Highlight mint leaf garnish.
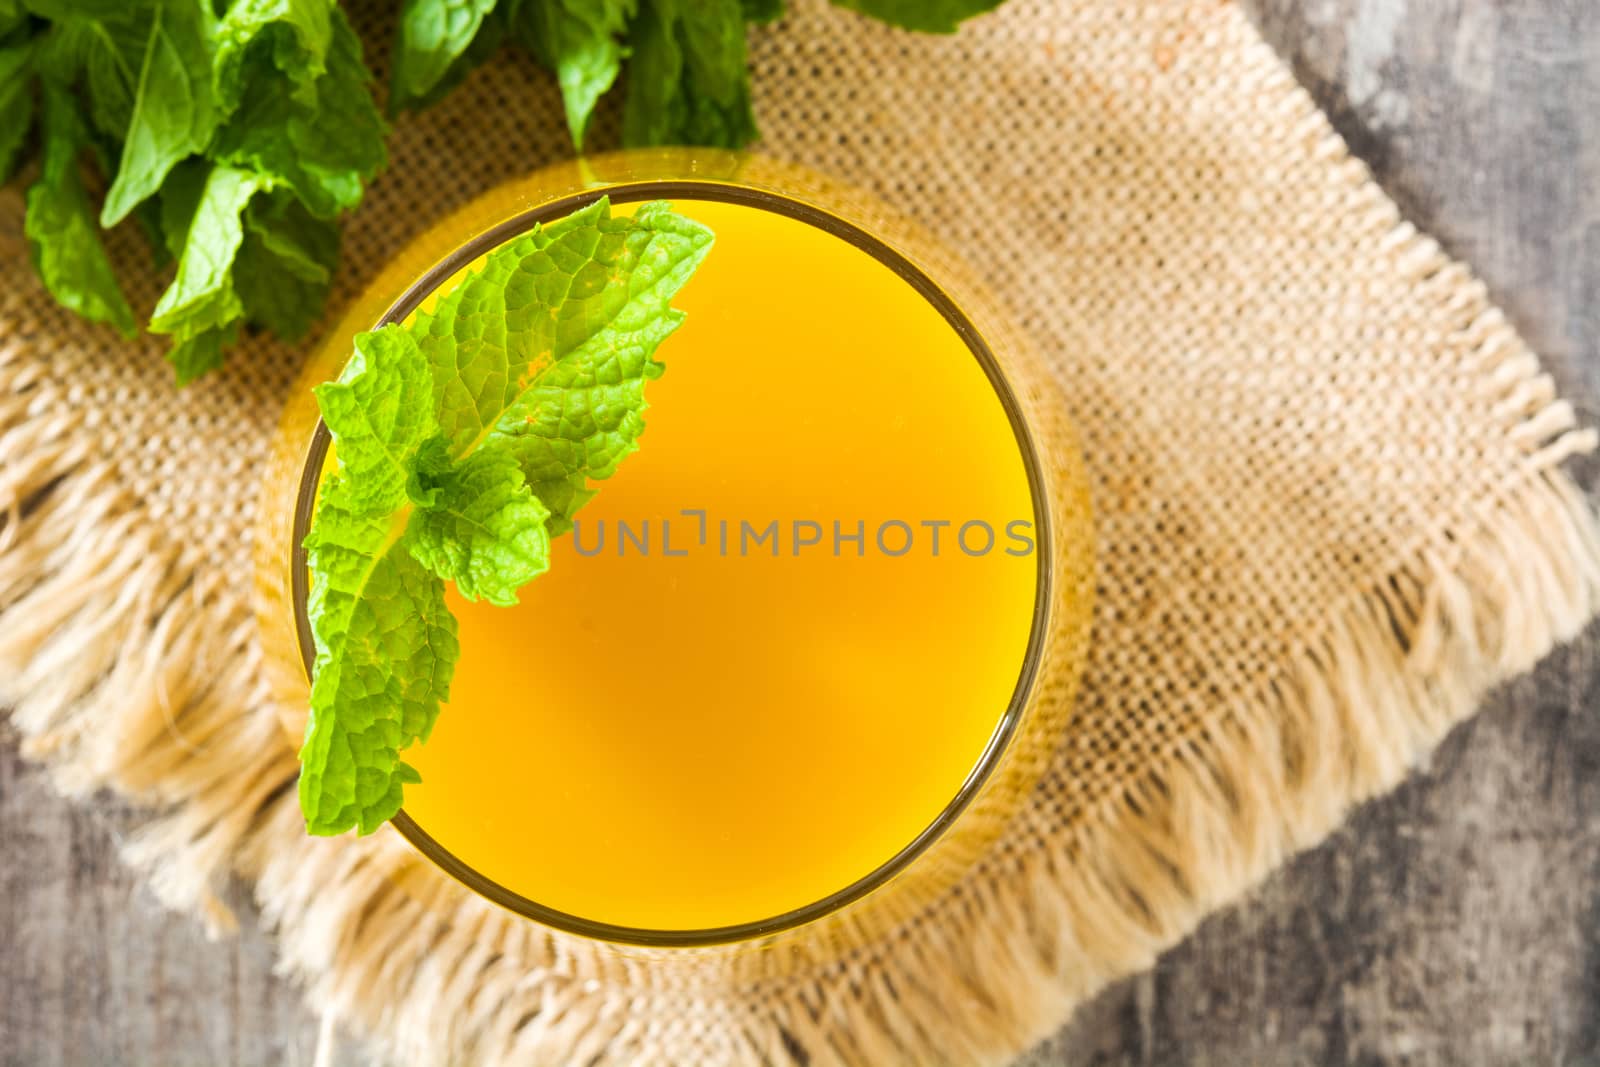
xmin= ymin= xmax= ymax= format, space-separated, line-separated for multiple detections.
xmin=314 ymin=326 xmax=441 ymax=513
xmin=301 ymin=197 xmax=714 ymax=835
xmin=408 ymin=443 xmax=553 ymax=606
xmin=301 ymin=482 xmax=459 ymax=836
xmin=410 ymin=199 xmax=711 ymax=531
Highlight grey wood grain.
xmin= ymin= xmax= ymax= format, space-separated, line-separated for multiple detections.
xmin=3 ymin=2 xmax=1598 ymax=1065
xmin=0 ymin=725 xmax=344 ymax=1067
xmin=1024 ymin=1 xmax=1600 ymax=1064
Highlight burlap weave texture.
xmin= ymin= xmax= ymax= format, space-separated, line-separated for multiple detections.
xmin=1 ymin=1 xmax=1597 ymax=1064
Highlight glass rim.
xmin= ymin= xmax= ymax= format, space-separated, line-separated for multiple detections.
xmin=291 ymin=177 xmax=1055 ymax=947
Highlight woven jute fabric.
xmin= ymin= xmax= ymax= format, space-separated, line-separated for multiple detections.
xmin=3 ymin=1 xmax=1598 ymax=1063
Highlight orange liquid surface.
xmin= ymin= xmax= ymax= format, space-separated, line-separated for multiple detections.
xmin=402 ymin=198 xmax=1038 ymax=930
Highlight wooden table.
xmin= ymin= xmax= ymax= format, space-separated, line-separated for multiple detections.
xmin=4 ymin=3 xmax=1597 ymax=1063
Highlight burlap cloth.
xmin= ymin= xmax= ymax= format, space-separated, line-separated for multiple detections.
xmin=3 ymin=1 xmax=1598 ymax=1063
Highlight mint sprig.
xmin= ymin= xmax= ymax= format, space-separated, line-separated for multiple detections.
xmin=300 ymin=197 xmax=714 ymax=836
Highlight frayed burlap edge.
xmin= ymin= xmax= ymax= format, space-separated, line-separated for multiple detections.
xmin=4 ymin=81 xmax=1600 ymax=1067
xmin=4 ymin=279 xmax=1598 ymax=1067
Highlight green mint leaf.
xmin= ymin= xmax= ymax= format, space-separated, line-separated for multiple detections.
xmin=151 ymin=163 xmax=339 ymax=379
xmin=301 ymin=198 xmax=713 ymax=835
xmin=403 ymin=434 xmax=452 ymax=508
xmin=214 ymin=0 xmax=334 ymax=111
xmin=233 ymin=188 xmax=339 ymax=340
xmin=301 ymin=326 xmax=459 ymax=835
xmin=213 ymin=7 xmax=385 ymax=218
xmin=23 ymin=84 xmax=136 ymax=337
xmin=131 ymin=194 xmax=172 ymax=270
xmin=300 ymin=480 xmax=459 ymax=836
xmin=512 ymin=0 xmax=633 ymax=149
xmin=479 ymin=199 xmax=711 ymax=530
xmin=407 ymin=443 xmax=552 ymax=606
xmin=22 ymin=0 xmax=133 ymax=20
xmin=0 ymin=36 xmax=33 ymax=183
xmin=741 ymin=0 xmax=783 ymax=22
xmin=34 ymin=12 xmax=149 ymax=142
xmin=101 ymin=0 xmax=221 ymax=227
xmin=155 ymin=153 xmax=208 ymax=261
xmin=622 ymin=0 xmax=756 ymax=149
xmin=16 ymin=0 xmax=390 ymax=381
xmin=412 ymin=197 xmax=713 ymax=530
xmin=148 ymin=162 xmax=268 ymax=370
xmin=167 ymin=323 xmax=235 ymax=385
xmin=389 ymin=0 xmax=497 ymax=113
xmin=313 ymin=325 xmax=441 ymax=515
xmin=406 ymin=198 xmax=607 ymax=456
xmin=828 ymin=0 xmax=1002 ymax=34
xmin=394 ymin=6 xmax=504 ymax=115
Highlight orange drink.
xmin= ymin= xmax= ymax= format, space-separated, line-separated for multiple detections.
xmin=255 ymin=152 xmax=1092 ymax=946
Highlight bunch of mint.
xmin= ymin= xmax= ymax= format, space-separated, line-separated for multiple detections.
xmin=0 ymin=0 xmax=1001 ymax=384
xmin=2 ymin=0 xmax=387 ymax=383
xmin=389 ymin=0 xmax=1002 ymax=149
xmin=301 ymin=198 xmax=713 ymax=835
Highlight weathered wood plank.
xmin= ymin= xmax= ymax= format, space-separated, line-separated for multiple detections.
xmin=1025 ymin=0 xmax=1600 ymax=1061
xmin=0 ymin=726 xmax=341 ymax=1066
xmin=1021 ymin=641 xmax=1600 ymax=1065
